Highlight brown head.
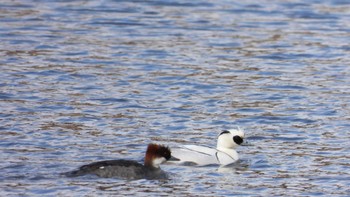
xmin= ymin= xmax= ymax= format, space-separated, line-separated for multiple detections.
xmin=144 ymin=143 xmax=171 ymax=168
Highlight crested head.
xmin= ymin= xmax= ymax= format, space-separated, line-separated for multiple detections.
xmin=217 ymin=127 xmax=245 ymax=149
xmin=144 ymin=143 xmax=171 ymax=168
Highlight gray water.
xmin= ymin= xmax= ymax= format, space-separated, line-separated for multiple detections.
xmin=1 ymin=0 xmax=350 ymax=196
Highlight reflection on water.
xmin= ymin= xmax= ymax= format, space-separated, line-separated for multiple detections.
xmin=1 ymin=0 xmax=350 ymax=196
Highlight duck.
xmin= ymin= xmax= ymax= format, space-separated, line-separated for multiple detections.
xmin=171 ymin=128 xmax=245 ymax=166
xmin=64 ymin=143 xmax=171 ymax=180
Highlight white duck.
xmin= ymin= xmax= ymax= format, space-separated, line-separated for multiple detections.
xmin=171 ymin=128 xmax=245 ymax=166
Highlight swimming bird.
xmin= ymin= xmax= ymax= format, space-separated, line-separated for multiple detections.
xmin=64 ymin=143 xmax=171 ymax=180
xmin=171 ymin=128 xmax=245 ymax=166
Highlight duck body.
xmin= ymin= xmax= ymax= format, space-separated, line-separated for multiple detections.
xmin=171 ymin=128 xmax=245 ymax=166
xmin=171 ymin=145 xmax=238 ymax=166
xmin=64 ymin=144 xmax=171 ymax=180
xmin=66 ymin=159 xmax=167 ymax=179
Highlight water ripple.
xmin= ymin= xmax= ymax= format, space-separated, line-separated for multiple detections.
xmin=1 ymin=0 xmax=350 ymax=196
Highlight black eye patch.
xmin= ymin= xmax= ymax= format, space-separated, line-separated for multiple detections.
xmin=164 ymin=151 xmax=171 ymax=160
xmin=161 ymin=147 xmax=171 ymax=160
xmin=233 ymin=136 xmax=243 ymax=145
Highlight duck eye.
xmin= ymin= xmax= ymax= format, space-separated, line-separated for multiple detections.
xmin=233 ymin=136 xmax=243 ymax=145
xmin=164 ymin=151 xmax=171 ymax=160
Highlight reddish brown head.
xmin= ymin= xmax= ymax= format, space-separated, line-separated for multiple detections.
xmin=144 ymin=144 xmax=171 ymax=168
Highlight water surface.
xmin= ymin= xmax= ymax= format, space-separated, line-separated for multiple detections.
xmin=1 ymin=0 xmax=350 ymax=196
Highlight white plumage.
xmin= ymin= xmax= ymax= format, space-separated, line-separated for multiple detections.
xmin=171 ymin=128 xmax=245 ymax=166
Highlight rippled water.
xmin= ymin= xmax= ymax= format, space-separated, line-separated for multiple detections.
xmin=1 ymin=0 xmax=350 ymax=196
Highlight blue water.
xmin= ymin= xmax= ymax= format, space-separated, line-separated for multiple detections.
xmin=1 ymin=0 xmax=350 ymax=196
